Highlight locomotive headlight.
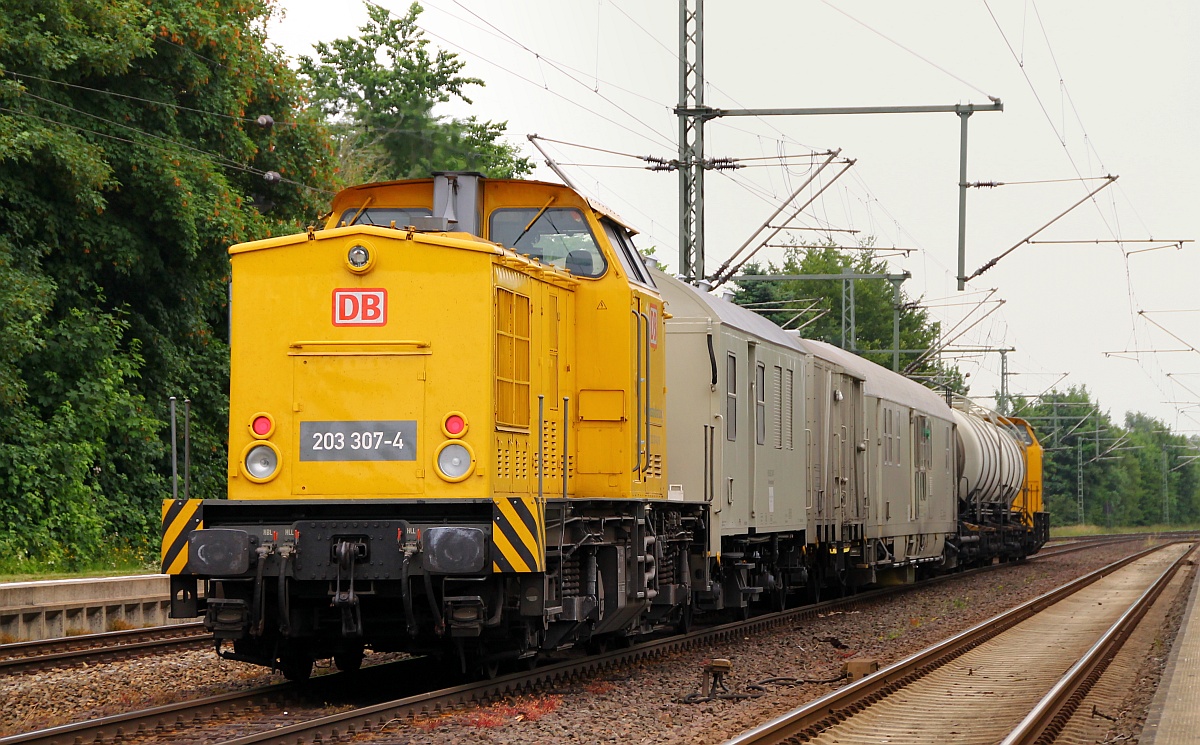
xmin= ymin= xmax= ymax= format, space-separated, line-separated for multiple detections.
xmin=347 ymin=244 xmax=371 ymax=270
xmin=242 ymin=442 xmax=281 ymax=483
xmin=435 ymin=440 xmax=475 ymax=482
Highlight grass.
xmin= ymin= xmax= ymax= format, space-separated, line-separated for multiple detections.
xmin=1050 ymin=523 xmax=1200 ymax=539
xmin=0 ymin=550 xmax=156 ymax=584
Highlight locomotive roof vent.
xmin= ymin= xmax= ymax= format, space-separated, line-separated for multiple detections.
xmin=431 ymin=172 xmax=484 ymax=237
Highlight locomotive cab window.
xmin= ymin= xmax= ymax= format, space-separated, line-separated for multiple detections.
xmin=337 ymin=207 xmax=431 ymax=227
xmin=601 ymin=220 xmax=655 ymax=287
xmin=490 ymin=208 xmax=608 ymax=278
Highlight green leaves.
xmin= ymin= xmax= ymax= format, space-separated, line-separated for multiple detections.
xmin=732 ymin=244 xmax=949 ymax=380
xmin=1011 ymin=388 xmax=1199 ymax=527
xmin=0 ymin=0 xmax=335 ymax=569
xmin=298 ymin=2 xmax=532 ymax=182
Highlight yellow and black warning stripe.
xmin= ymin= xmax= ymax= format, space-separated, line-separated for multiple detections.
xmin=161 ymin=499 xmax=203 ymax=575
xmin=491 ymin=496 xmax=544 ymax=573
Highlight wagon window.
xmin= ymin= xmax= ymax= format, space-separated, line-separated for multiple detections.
xmin=726 ymin=354 xmax=737 ymax=442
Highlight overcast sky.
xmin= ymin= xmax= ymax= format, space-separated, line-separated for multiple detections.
xmin=271 ymin=1 xmax=1200 ymax=434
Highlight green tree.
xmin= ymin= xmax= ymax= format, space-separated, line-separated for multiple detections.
xmin=731 ymin=244 xmax=957 ymax=386
xmin=299 ymin=2 xmax=533 ymax=182
xmin=0 ymin=0 xmax=335 ymax=568
xmin=1009 ymin=390 xmax=1200 ymax=528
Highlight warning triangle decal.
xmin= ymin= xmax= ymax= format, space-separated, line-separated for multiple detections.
xmin=596 ymin=301 xmax=607 ymax=310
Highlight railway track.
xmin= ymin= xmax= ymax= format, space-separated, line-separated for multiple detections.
xmin=722 ymin=541 xmax=1195 ymax=745
xmin=4 ymin=537 xmax=1171 ymax=745
xmin=0 ymin=622 xmax=208 ymax=675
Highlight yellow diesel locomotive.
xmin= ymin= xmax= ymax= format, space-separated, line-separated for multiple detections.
xmin=162 ymin=174 xmax=701 ymax=679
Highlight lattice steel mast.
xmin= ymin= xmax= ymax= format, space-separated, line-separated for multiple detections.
xmin=676 ymin=0 xmax=705 ymax=282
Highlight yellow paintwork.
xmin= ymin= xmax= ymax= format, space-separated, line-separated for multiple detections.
xmin=1003 ymin=416 xmax=1044 ymax=526
xmin=226 ymin=178 xmax=665 ymax=509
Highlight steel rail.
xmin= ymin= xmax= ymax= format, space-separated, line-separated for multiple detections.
xmin=0 ymin=622 xmax=207 ymax=674
xmin=0 ymin=683 xmax=297 ymax=745
xmin=999 ymin=544 xmax=1197 ymax=745
xmin=722 ymin=542 xmax=1171 ymax=745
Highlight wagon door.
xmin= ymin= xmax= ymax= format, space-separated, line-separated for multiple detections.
xmin=807 ymin=361 xmax=830 ymax=543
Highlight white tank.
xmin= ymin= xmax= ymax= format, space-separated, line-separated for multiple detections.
xmin=952 ymin=409 xmax=1026 ymax=508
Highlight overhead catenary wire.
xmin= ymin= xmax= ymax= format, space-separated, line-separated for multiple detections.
xmin=980 ymin=0 xmax=1198 ymax=425
xmin=968 ymin=176 xmax=1118 ymax=280
xmin=819 ymin=0 xmax=996 ymax=99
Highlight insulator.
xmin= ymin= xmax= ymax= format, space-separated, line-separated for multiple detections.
xmin=256 ymin=114 xmax=274 ymax=128
xmin=262 ymin=171 xmax=282 ymax=185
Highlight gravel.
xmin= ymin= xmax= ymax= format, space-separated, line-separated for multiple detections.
xmin=0 ymin=541 xmax=1178 ymax=743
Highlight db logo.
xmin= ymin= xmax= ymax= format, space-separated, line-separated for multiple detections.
xmin=332 ymin=289 xmax=387 ymax=326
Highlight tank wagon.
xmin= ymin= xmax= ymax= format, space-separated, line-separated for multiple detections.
xmin=161 ymin=174 xmax=1046 ymax=680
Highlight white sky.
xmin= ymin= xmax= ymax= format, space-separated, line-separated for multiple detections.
xmin=271 ymin=1 xmax=1200 ymax=434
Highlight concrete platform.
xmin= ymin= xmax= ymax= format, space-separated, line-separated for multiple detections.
xmin=1142 ymin=561 xmax=1200 ymax=744
xmin=0 ymin=574 xmax=189 ymax=642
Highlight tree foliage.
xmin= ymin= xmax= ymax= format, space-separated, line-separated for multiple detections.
xmin=1009 ymin=387 xmax=1200 ymax=528
xmin=298 ymin=2 xmax=533 ymax=183
xmin=0 ymin=0 xmax=335 ymax=568
xmin=731 ymin=244 xmax=960 ymax=388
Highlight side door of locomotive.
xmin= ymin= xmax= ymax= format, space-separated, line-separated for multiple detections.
xmin=604 ymin=221 xmax=664 ymax=497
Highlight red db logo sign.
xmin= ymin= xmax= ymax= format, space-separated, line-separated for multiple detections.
xmin=332 ymin=289 xmax=387 ymax=326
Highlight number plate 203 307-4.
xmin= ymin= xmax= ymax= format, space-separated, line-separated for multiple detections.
xmin=299 ymin=421 xmax=417 ymax=462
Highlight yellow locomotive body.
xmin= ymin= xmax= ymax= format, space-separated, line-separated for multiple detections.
xmin=1002 ymin=416 xmax=1048 ymax=540
xmin=228 ymin=176 xmax=664 ymax=508
xmin=163 ymin=175 xmax=694 ymax=679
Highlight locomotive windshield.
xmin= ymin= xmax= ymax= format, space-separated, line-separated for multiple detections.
xmin=489 ymin=207 xmax=607 ymax=278
xmin=337 ymin=207 xmax=432 ymax=227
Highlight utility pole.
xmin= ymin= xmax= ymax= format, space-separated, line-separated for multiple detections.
xmin=998 ymin=349 xmax=1010 ymax=415
xmin=1052 ymin=394 xmax=1059 ymax=448
xmin=1163 ymin=449 xmax=1170 ymax=525
xmin=676 ymin=0 xmax=704 ymax=281
xmin=1077 ymin=439 xmax=1084 ymax=525
xmin=675 ymin=0 xmax=1002 ymax=287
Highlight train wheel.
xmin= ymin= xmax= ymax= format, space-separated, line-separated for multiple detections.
xmin=480 ymin=657 xmax=501 ymax=680
xmin=676 ymin=601 xmax=694 ymax=634
xmin=518 ymin=654 xmax=539 ymax=672
xmin=772 ymin=577 xmax=789 ymax=612
xmin=278 ymin=649 xmax=313 ymax=682
xmin=805 ymin=565 xmax=824 ymax=605
xmin=334 ymin=646 xmax=364 ymax=673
